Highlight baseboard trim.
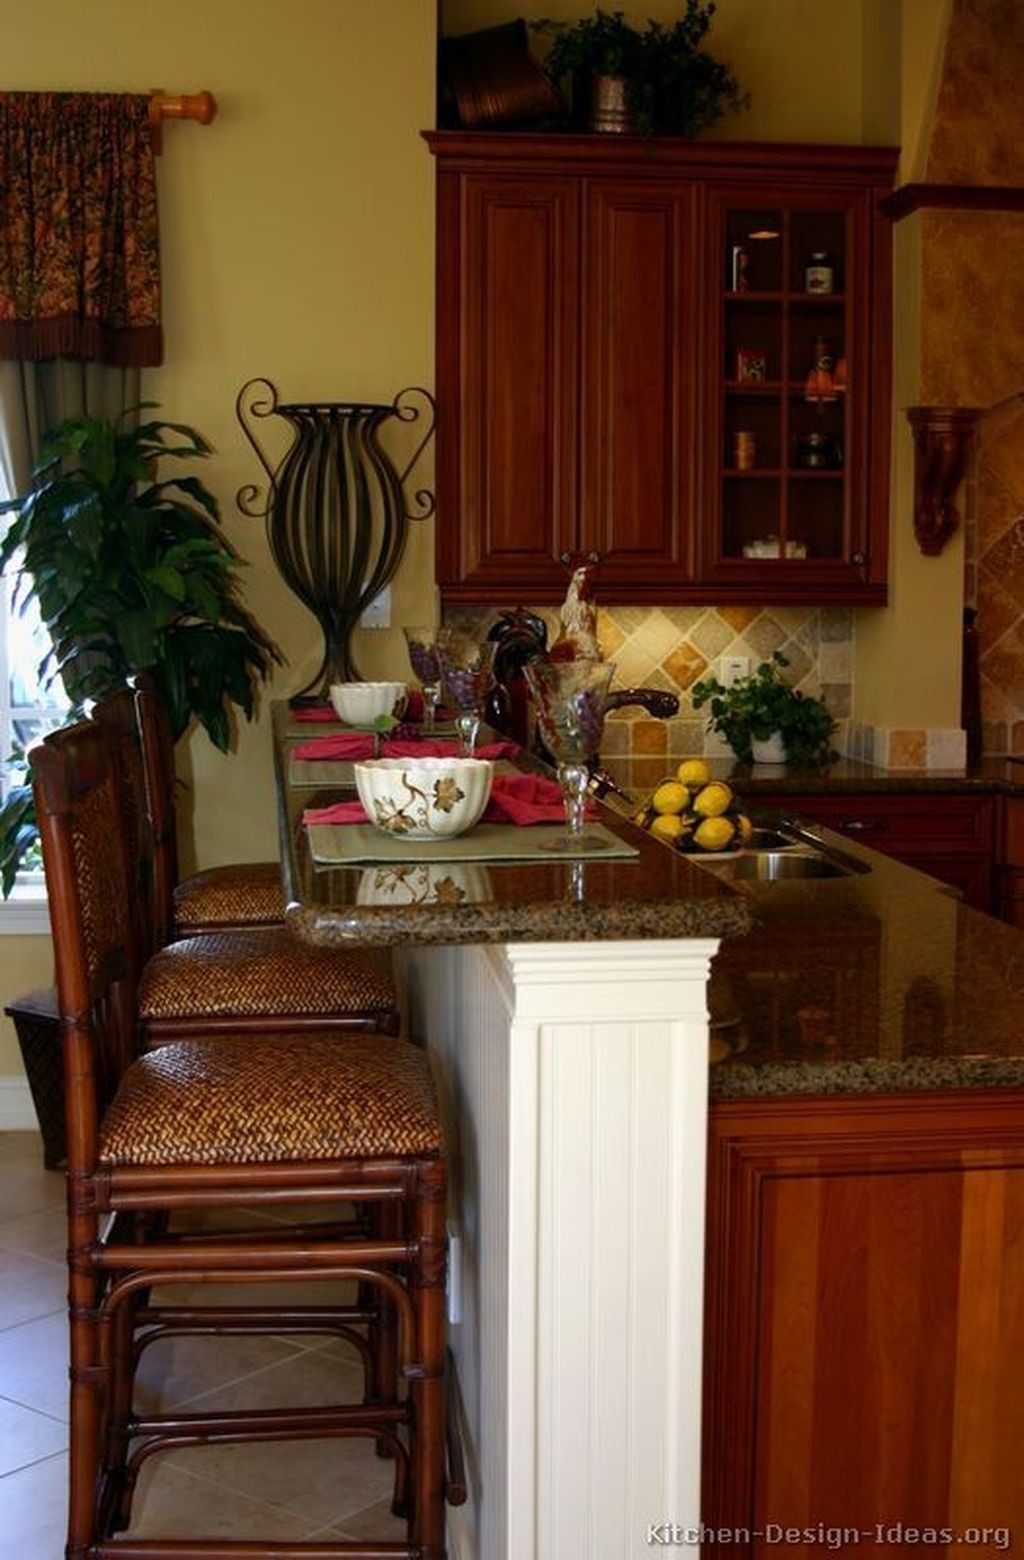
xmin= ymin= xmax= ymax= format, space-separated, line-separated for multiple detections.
xmin=0 ymin=1075 xmax=37 ymax=1130
xmin=447 ymin=1506 xmax=475 ymax=1560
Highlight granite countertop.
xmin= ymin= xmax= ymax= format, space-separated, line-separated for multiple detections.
xmin=601 ymin=753 xmax=1024 ymax=798
xmin=273 ymin=704 xmax=751 ymax=948
xmin=275 ymin=705 xmax=1024 ymax=1100
xmin=703 ymin=822 xmax=1024 ymax=1101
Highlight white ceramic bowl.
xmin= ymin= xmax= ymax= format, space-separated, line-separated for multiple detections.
xmin=354 ymin=757 xmax=494 ymax=841
xmin=328 ymin=681 xmax=407 ymax=725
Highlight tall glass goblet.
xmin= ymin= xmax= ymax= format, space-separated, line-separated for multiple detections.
xmin=525 ymin=658 xmax=616 ymax=852
xmin=403 ymin=626 xmax=446 ymax=733
xmin=440 ymin=637 xmax=497 ymax=757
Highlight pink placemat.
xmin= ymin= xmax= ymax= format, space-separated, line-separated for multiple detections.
xmin=293 ymin=734 xmax=521 ymax=763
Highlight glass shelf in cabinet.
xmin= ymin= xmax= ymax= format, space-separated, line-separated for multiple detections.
xmin=724 ymin=468 xmax=782 ymax=479
xmin=725 ymin=290 xmax=784 ymax=303
xmin=787 ymin=293 xmax=846 ymax=307
xmin=787 ymin=469 xmax=845 ymax=480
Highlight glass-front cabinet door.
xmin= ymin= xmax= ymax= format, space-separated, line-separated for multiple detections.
xmin=699 ymin=184 xmax=888 ymax=601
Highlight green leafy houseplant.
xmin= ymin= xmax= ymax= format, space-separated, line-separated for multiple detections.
xmin=691 ymin=652 xmax=837 ymax=767
xmin=0 ymin=409 xmax=283 ymax=892
xmin=533 ymin=2 xmax=747 ymax=137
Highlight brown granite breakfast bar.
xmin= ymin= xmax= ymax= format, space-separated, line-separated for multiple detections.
xmin=274 ymin=707 xmax=1024 ymax=1559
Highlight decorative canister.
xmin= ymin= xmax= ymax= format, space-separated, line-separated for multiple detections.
xmin=730 ymin=244 xmax=749 ymax=292
xmin=805 ymin=252 xmax=834 ymax=293
xmin=732 ymin=431 xmax=757 ymax=470
xmin=796 ymin=432 xmax=841 ymax=469
xmin=590 ymin=74 xmax=630 ymax=133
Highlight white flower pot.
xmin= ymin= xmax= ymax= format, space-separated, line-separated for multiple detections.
xmin=750 ymin=731 xmax=787 ymax=765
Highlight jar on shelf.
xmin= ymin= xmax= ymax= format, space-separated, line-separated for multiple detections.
xmin=804 ymin=336 xmax=838 ymax=403
xmin=805 ymin=252 xmax=834 ymax=293
xmin=795 ymin=432 xmax=842 ymax=469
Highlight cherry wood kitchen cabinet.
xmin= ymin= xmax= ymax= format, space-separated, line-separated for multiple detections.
xmin=754 ymin=791 xmax=996 ymax=912
xmin=426 ymin=133 xmax=896 ymax=606
xmin=703 ymin=1091 xmax=1024 ymax=1558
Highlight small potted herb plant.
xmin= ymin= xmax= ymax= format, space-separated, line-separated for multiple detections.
xmin=533 ymin=2 xmax=747 ymax=137
xmin=691 ymin=652 xmax=837 ymax=767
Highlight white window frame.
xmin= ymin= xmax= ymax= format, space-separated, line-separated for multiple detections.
xmin=0 ymin=479 xmax=64 ymax=933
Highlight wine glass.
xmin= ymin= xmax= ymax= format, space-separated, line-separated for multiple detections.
xmin=403 ymin=626 xmax=446 ymax=733
xmin=524 ymin=658 xmax=616 ymax=852
xmin=439 ymin=636 xmax=497 ymax=757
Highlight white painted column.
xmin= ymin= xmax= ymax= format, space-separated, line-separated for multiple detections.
xmin=400 ymin=936 xmax=718 ymax=1560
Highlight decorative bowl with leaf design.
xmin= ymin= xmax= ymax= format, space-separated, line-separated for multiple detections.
xmin=329 ymin=681 xmax=408 ymax=725
xmin=353 ymin=757 xmax=494 ymax=840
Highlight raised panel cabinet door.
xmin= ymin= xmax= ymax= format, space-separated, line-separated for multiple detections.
xmin=704 ymin=1095 xmax=1024 ymax=1559
xmin=580 ymin=180 xmax=696 ymax=587
xmin=435 ymin=172 xmax=578 ymax=598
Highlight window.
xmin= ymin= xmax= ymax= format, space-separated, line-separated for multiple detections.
xmin=0 ymin=468 xmax=67 ymax=920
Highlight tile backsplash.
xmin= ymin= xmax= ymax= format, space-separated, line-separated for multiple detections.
xmin=446 ymin=603 xmax=854 ymax=788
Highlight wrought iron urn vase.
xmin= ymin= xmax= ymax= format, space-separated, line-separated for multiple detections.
xmin=236 ymin=377 xmax=435 ymax=691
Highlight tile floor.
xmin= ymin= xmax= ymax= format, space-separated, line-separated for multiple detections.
xmin=0 ymin=1130 xmax=408 ymax=1557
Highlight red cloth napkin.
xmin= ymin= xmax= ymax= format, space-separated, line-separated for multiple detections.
xmin=291 ymin=704 xmax=339 ymax=722
xmin=302 ymin=772 xmax=591 ymax=829
xmin=483 ymin=772 xmax=594 ymax=826
xmin=293 ymin=732 xmax=377 ymax=761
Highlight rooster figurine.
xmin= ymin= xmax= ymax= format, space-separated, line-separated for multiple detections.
xmin=549 ymin=561 xmax=601 ymax=662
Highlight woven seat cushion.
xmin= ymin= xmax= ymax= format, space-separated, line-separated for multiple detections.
xmin=138 ymin=928 xmax=396 ymax=1022
xmin=100 ymin=1031 xmax=441 ymax=1166
xmin=174 ymin=862 xmax=284 ymax=932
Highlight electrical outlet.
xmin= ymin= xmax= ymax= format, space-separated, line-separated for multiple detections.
xmin=720 ymin=655 xmax=750 ymax=687
xmin=447 ymin=1226 xmax=462 ymax=1326
xmin=359 ymin=583 xmax=391 ymax=629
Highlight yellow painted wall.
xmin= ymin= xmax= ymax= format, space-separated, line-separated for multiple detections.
xmin=0 ymin=0 xmax=436 ymax=1077
xmin=855 ymin=0 xmax=960 ymax=727
xmin=443 ymin=0 xmax=873 ymax=144
xmin=0 ymin=0 xmax=961 ymax=1082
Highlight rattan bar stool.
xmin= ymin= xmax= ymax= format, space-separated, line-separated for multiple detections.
xmin=32 ymin=718 xmax=450 ymax=1560
xmin=133 ymin=673 xmax=285 ymax=938
xmin=91 ymin=686 xmax=399 ymax=1043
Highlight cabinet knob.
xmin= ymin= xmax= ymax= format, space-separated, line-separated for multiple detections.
xmin=559 ymin=551 xmax=572 ymax=567
xmin=853 ymin=550 xmax=866 ymax=566
xmin=587 ymin=550 xmax=601 ymax=564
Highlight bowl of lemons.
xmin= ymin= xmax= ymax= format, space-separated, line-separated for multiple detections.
xmin=633 ymin=759 xmax=752 ymax=855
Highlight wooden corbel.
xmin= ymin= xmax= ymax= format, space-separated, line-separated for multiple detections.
xmin=906 ymin=406 xmax=978 ymax=556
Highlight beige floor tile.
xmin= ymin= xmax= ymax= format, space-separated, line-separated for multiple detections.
xmin=0 ymin=1203 xmax=69 ymax=1265
xmin=158 ymin=1349 xmax=391 ymax=1526
xmin=332 ymin=1493 xmax=409 ymax=1542
xmin=0 ymin=1248 xmax=66 ymax=1332
xmin=0 ymin=1150 xmax=64 ymax=1224
xmin=0 ymin=1450 xmax=67 ymax=1557
xmin=0 ymin=1312 xmax=68 ymax=1422
xmin=0 ymin=1394 xmax=67 ymax=1475
xmin=126 ymin=1458 xmax=307 ymax=1543
xmin=133 ymin=1332 xmax=305 ymax=1414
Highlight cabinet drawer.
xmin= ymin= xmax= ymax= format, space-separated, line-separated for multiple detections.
xmin=756 ymin=792 xmax=994 ymax=854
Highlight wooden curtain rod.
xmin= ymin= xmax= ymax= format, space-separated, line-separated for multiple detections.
xmin=148 ymin=89 xmax=217 ymax=153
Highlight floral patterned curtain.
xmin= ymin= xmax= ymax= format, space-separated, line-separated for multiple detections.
xmin=0 ymin=93 xmax=161 ymax=366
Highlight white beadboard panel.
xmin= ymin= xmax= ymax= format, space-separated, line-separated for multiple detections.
xmin=399 ymin=943 xmax=512 ymax=1560
xmin=399 ymin=937 xmax=717 ymax=1560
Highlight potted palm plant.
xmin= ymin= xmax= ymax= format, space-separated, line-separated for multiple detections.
xmin=533 ymin=2 xmax=747 ymax=136
xmin=0 ymin=408 xmax=283 ymax=892
xmin=691 ymin=652 xmax=837 ymax=767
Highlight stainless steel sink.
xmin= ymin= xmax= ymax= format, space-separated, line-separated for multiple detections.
xmin=727 ymin=849 xmax=857 ymax=881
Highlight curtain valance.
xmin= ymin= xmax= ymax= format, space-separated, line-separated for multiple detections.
xmin=0 ymin=93 xmax=161 ymax=367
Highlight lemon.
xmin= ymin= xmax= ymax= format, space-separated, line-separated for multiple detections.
xmin=694 ymin=815 xmax=736 ymax=851
xmin=650 ymin=812 xmax=686 ymax=843
xmin=692 ymin=781 xmax=733 ymax=818
xmin=676 ymin=758 xmax=711 ymax=788
xmin=651 ymin=780 xmax=689 ymax=815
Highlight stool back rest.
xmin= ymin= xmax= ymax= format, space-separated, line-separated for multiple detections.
xmin=90 ymin=685 xmax=158 ymax=963
xmin=30 ymin=720 xmax=140 ymax=1172
xmin=130 ymin=672 xmax=179 ymax=950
